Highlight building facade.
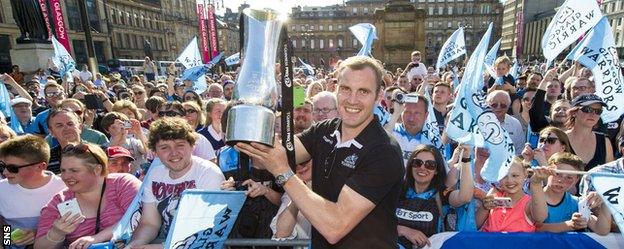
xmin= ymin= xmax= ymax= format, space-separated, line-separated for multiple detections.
xmin=602 ymin=0 xmax=624 ymax=64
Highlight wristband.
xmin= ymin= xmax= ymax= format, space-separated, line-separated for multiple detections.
xmin=461 ymin=157 xmax=471 ymax=163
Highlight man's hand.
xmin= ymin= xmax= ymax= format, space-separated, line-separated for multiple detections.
xmin=529 ymin=166 xmax=554 ymax=184
xmin=243 ymin=179 xmax=270 ymax=198
xmin=234 ymin=137 xmax=290 ymax=176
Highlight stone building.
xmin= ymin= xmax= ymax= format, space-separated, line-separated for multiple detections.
xmin=602 ymin=0 xmax=624 ymax=64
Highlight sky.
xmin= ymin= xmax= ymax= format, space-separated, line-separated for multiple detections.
xmin=220 ymin=0 xmax=344 ymax=14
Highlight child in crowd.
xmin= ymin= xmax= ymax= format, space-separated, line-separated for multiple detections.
xmin=538 ymin=152 xmax=612 ymax=235
xmin=477 ymin=157 xmax=550 ymax=232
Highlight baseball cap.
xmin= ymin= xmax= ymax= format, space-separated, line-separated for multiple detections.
xmin=10 ymin=97 xmax=32 ymax=106
xmin=571 ymin=94 xmax=607 ymax=107
xmin=106 ymin=146 xmax=135 ymax=161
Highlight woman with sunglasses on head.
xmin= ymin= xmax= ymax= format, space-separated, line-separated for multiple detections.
xmin=521 ymin=126 xmax=572 ymax=167
xmin=565 ymin=94 xmax=615 ymax=172
xmin=34 ymin=143 xmax=141 ymax=249
xmin=197 ymin=98 xmax=227 ymax=152
xmin=396 ymin=145 xmax=474 ymax=248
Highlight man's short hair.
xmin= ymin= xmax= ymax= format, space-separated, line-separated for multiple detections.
xmin=548 ymin=152 xmax=584 ymax=171
xmin=59 ymin=98 xmax=86 ymax=111
xmin=312 ymin=91 xmax=337 ymax=107
xmin=0 ymin=135 xmax=50 ymax=163
xmin=486 ymin=90 xmax=511 ymax=105
xmin=433 ymin=82 xmax=451 ymax=91
xmin=145 ymin=96 xmax=166 ymax=113
xmin=148 ymin=117 xmax=196 ymax=151
xmin=46 ymin=108 xmax=82 ymax=128
xmin=411 ymin=51 xmax=421 ymax=57
xmin=335 ymin=56 xmax=384 ymax=94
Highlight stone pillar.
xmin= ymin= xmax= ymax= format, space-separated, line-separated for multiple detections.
xmin=373 ymin=0 xmax=426 ymax=71
xmin=9 ymin=43 xmax=54 ymax=72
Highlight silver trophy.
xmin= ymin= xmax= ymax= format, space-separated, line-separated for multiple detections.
xmin=226 ymin=8 xmax=283 ymax=146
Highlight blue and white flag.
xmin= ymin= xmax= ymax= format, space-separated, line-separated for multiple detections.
xmin=509 ymin=58 xmax=520 ymax=80
xmin=298 ymin=57 xmax=315 ymax=76
xmin=349 ymin=23 xmax=377 ymax=56
xmin=444 ymin=23 xmax=515 ymax=183
xmin=542 ymin=0 xmax=603 ymax=66
xmin=483 ymin=38 xmax=501 ymax=78
xmin=422 ymin=86 xmax=445 ymax=156
xmin=0 ymin=83 xmax=23 ymax=134
xmin=51 ymin=36 xmax=76 ymax=80
xmin=423 ymin=231 xmax=623 ymax=249
xmin=589 ymin=172 xmax=624 ymax=241
xmin=164 ymin=190 xmax=246 ymax=249
xmin=176 ymin=37 xmax=203 ymax=69
xmin=180 ymin=52 xmax=224 ymax=81
xmin=436 ymin=27 xmax=466 ymax=73
xmin=566 ymin=17 xmax=624 ymax=123
xmin=225 ymin=52 xmax=240 ymax=66
xmin=110 ymin=159 xmax=163 ymax=244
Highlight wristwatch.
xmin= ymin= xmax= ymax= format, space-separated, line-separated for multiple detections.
xmin=461 ymin=157 xmax=471 ymax=163
xmin=275 ymin=169 xmax=296 ymax=187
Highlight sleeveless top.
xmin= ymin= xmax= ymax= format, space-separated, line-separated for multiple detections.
xmin=569 ymin=132 xmax=606 ymax=172
xmin=481 ymin=192 xmax=535 ymax=232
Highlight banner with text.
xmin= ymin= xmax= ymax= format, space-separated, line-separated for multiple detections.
xmin=38 ymin=0 xmax=53 ymax=39
xmin=541 ymin=0 xmax=603 ymax=65
xmin=196 ymin=0 xmax=209 ymax=63
xmin=566 ymin=17 xmax=624 ymax=123
xmin=207 ymin=4 xmax=220 ymax=60
xmin=49 ymin=0 xmax=71 ymax=53
xmin=591 ymin=172 xmax=624 ymax=241
xmin=176 ymin=37 xmax=203 ymax=69
xmin=436 ymin=27 xmax=466 ymax=73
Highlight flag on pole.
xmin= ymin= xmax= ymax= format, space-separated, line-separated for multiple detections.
xmin=541 ymin=0 xmax=603 ymax=66
xmin=180 ymin=52 xmax=224 ymax=94
xmin=483 ymin=38 xmax=501 ymax=78
xmin=298 ymin=58 xmax=315 ymax=76
xmin=176 ymin=37 xmax=203 ymax=69
xmin=51 ymin=36 xmax=76 ymax=80
xmin=164 ymin=190 xmax=246 ymax=248
xmin=422 ymin=86 xmax=445 ymax=157
xmin=0 ymin=83 xmax=23 ymax=134
xmin=566 ymin=17 xmax=624 ymax=123
xmin=349 ymin=23 xmax=377 ymax=57
xmin=509 ymin=58 xmax=520 ymax=80
xmin=436 ymin=27 xmax=466 ymax=73
xmin=225 ymin=52 xmax=240 ymax=66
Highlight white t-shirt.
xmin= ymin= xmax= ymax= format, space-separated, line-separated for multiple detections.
xmin=0 ymin=172 xmax=66 ymax=229
xmin=193 ymin=133 xmax=217 ymax=161
xmin=502 ymin=114 xmax=525 ymax=155
xmin=142 ymin=156 xmax=225 ymax=239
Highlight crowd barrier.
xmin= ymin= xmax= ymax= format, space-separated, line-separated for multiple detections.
xmin=224 ymin=238 xmax=310 ymax=248
xmin=423 ymin=232 xmax=624 ymax=249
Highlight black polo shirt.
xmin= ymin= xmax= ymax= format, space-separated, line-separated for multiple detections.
xmin=298 ymin=117 xmax=404 ymax=248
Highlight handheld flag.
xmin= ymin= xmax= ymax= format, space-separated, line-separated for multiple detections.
xmin=422 ymin=86 xmax=445 ymax=157
xmin=51 ymin=36 xmax=76 ymax=80
xmin=180 ymin=52 xmax=223 ymax=94
xmin=590 ymin=172 xmax=624 ymax=240
xmin=225 ymin=52 xmax=240 ymax=66
xmin=509 ymin=58 xmax=520 ymax=80
xmin=176 ymin=37 xmax=203 ymax=69
xmin=349 ymin=23 xmax=377 ymax=56
xmin=298 ymin=57 xmax=315 ymax=76
xmin=483 ymin=38 xmax=501 ymax=78
xmin=0 ymin=83 xmax=23 ymax=134
xmin=566 ymin=17 xmax=624 ymax=123
xmin=436 ymin=27 xmax=466 ymax=73
xmin=541 ymin=0 xmax=603 ymax=66
xmin=164 ymin=190 xmax=246 ymax=248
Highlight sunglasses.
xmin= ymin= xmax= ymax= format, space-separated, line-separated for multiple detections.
xmin=62 ymin=143 xmax=103 ymax=166
xmin=539 ymin=137 xmax=559 ymax=144
xmin=158 ymin=110 xmax=185 ymax=117
xmin=411 ymin=159 xmax=437 ymax=170
xmin=0 ymin=161 xmax=41 ymax=174
xmin=45 ymin=92 xmax=63 ymax=98
xmin=490 ymin=103 xmax=508 ymax=109
xmin=580 ymin=106 xmax=602 ymax=115
xmin=184 ymin=109 xmax=197 ymax=114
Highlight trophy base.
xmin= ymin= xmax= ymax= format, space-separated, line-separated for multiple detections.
xmin=225 ymin=105 xmax=275 ymax=147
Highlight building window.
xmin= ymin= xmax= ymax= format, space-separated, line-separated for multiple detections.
xmin=319 ymin=25 xmax=324 ymax=31
xmin=428 ymin=7 xmax=434 ymax=15
xmin=448 ymin=21 xmax=452 ymax=28
xmin=329 ymin=38 xmax=334 ymax=48
xmin=448 ymin=6 xmax=453 ymax=15
xmin=310 ymin=39 xmax=315 ymax=49
xmin=439 ymin=6 xmax=444 ymax=15
xmin=292 ymin=39 xmax=296 ymax=48
xmin=364 ymin=8 xmax=369 ymax=14
xmin=338 ymin=38 xmax=343 ymax=47
xmin=310 ymin=25 xmax=315 ymax=30
xmin=428 ymin=22 xmax=433 ymax=28
xmin=291 ymin=25 xmax=296 ymax=31
xmin=328 ymin=25 xmax=333 ymax=31
xmin=352 ymin=38 xmax=358 ymax=47
xmin=352 ymin=7 xmax=357 ymax=14
xmin=301 ymin=39 xmax=306 ymax=48
xmin=337 ymin=24 xmax=343 ymax=30
xmin=300 ymin=25 xmax=305 ymax=31
xmin=320 ymin=39 xmax=324 ymax=49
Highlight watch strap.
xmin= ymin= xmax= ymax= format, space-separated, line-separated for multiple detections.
xmin=276 ymin=169 xmax=295 ymax=187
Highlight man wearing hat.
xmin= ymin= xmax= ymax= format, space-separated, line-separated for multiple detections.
xmin=106 ymin=146 xmax=135 ymax=174
xmin=10 ymin=97 xmax=35 ymax=134
xmin=389 ymin=93 xmax=433 ymax=166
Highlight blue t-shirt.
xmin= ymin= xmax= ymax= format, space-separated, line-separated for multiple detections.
xmin=32 ymin=108 xmax=50 ymax=135
xmin=544 ymin=192 xmax=579 ymax=223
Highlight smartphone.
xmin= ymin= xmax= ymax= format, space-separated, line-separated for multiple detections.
xmin=528 ymin=133 xmax=539 ymax=149
xmin=122 ymin=120 xmax=133 ymax=129
xmin=492 ymin=197 xmax=513 ymax=208
xmin=578 ymin=197 xmax=591 ymax=220
xmin=57 ymin=198 xmax=83 ymax=217
xmin=84 ymin=94 xmax=103 ymax=110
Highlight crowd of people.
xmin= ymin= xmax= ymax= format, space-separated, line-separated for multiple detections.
xmin=0 ymin=51 xmax=623 ymax=249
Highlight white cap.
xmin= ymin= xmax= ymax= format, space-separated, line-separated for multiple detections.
xmin=10 ymin=97 xmax=32 ymax=106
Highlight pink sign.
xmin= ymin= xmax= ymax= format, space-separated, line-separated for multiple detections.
xmin=38 ymin=0 xmax=53 ymax=39
xmin=197 ymin=3 xmax=210 ymax=63
xmin=207 ymin=4 xmax=219 ymax=59
xmin=50 ymin=0 xmax=71 ymax=53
